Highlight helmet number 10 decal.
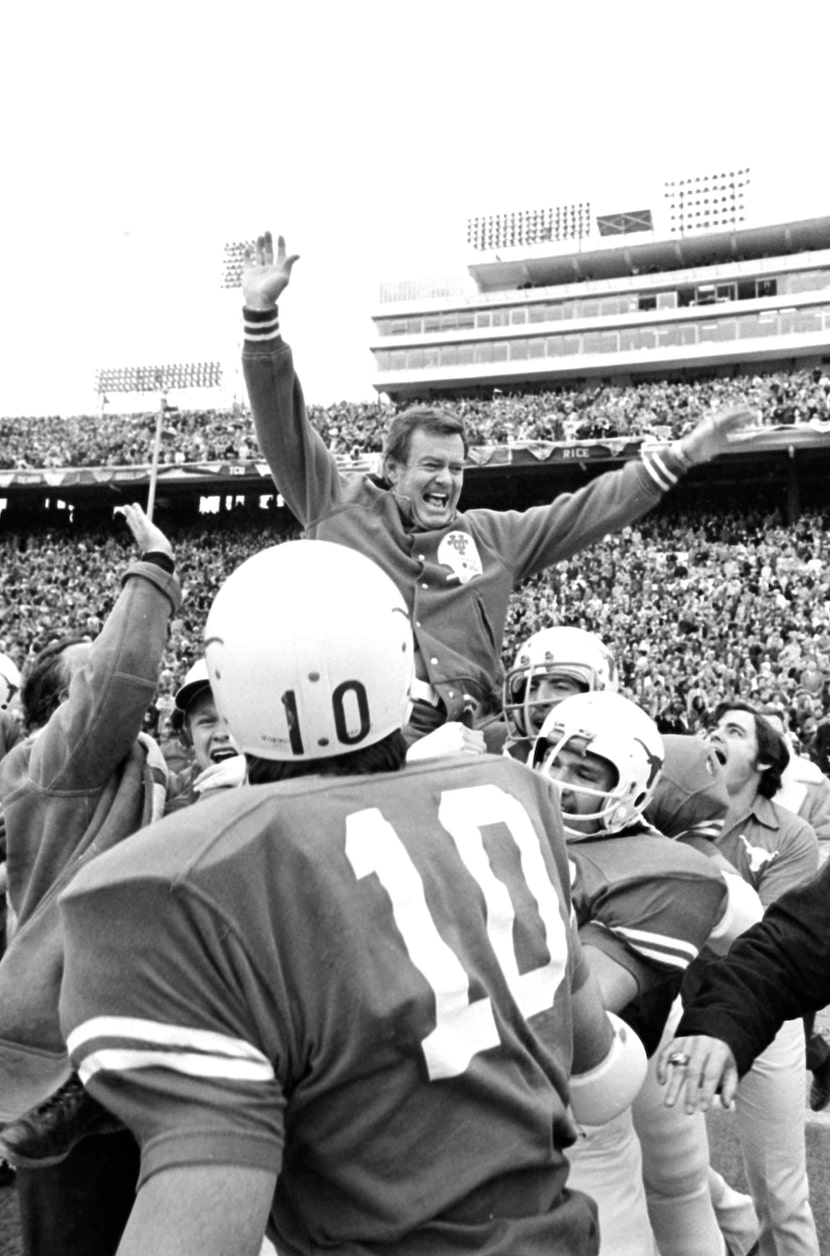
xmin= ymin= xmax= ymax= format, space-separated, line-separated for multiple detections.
xmin=345 ymin=783 xmax=568 ymax=1081
xmin=281 ymin=681 xmax=371 ymax=756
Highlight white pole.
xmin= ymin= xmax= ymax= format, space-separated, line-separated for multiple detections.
xmin=146 ymin=390 xmax=165 ymax=522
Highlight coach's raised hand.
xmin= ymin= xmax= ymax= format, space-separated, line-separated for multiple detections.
xmin=674 ymin=403 xmax=759 ymax=467
xmin=242 ymin=231 xmax=300 ymax=310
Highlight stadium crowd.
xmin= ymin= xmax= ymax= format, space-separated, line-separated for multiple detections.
xmin=2 ymin=364 xmax=830 ymax=470
xmin=2 ymin=503 xmax=830 ymax=763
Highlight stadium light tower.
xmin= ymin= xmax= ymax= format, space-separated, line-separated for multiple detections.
xmin=664 ymin=167 xmax=750 ymax=235
xmin=93 ymin=362 xmax=223 ymax=520
xmin=219 ymin=238 xmax=258 ymax=410
xmin=220 ymin=239 xmax=255 ymax=290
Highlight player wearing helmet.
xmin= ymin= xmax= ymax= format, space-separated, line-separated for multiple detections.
xmin=531 ymin=691 xmax=660 ymax=837
xmin=531 ymin=693 xmax=735 ymax=1256
xmin=624 ymin=713 xmax=819 ymax=1256
xmin=58 ymin=540 xmax=641 ymax=1256
xmin=502 ymin=627 xmax=618 ymax=761
xmin=498 ymin=628 xmax=762 ymax=1256
xmin=627 ymin=736 xmax=762 ymax=1256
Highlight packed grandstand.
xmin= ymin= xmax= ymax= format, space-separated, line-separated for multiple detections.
xmin=2 ymin=365 xmax=830 ymax=470
xmin=2 ymin=387 xmax=830 ymax=773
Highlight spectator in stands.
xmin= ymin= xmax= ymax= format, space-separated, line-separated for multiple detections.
xmin=2 ymin=361 xmax=830 ymax=470
xmin=240 ymin=230 xmax=757 ymax=743
xmin=0 ymin=503 xmax=181 ymax=1256
xmin=3 ymin=505 xmax=830 ymax=770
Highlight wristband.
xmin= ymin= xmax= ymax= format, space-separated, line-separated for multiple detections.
xmin=141 ymin=551 xmax=175 ymax=574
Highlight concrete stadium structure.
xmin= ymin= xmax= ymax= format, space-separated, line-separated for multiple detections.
xmin=370 ymin=212 xmax=830 ymax=400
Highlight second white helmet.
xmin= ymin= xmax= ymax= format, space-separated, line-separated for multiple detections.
xmin=205 ymin=540 xmax=413 ymax=761
xmin=504 ymin=626 xmax=618 ymax=740
xmin=531 ymin=691 xmax=664 ymax=836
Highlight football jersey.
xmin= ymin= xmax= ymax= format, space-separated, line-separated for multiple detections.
xmin=60 ymin=754 xmax=599 ymax=1256
xmin=569 ymin=827 xmax=727 ymax=986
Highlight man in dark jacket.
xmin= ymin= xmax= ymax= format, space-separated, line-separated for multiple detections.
xmin=658 ymin=858 xmax=830 ymax=1114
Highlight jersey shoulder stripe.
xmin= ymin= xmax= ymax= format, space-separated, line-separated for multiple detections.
xmin=67 ymin=1015 xmax=274 ymax=1086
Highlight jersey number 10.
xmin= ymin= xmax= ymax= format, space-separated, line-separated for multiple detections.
xmin=346 ymin=783 xmax=568 ymax=1081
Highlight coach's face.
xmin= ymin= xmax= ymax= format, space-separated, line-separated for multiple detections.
xmin=386 ymin=429 xmax=465 ymax=530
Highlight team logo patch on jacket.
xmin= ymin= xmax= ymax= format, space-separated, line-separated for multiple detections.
xmin=438 ymin=532 xmax=483 ymax=584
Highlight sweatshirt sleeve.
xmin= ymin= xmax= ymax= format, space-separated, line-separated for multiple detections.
xmin=241 ymin=308 xmax=344 ymax=526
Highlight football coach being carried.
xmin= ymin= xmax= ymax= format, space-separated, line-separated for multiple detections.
xmin=241 ymin=231 xmax=755 ymax=744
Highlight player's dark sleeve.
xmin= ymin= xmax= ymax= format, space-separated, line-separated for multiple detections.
xmin=575 ymin=865 xmax=726 ymax=977
xmin=59 ymin=875 xmax=287 ymax=1185
xmin=677 ymin=861 xmax=830 ymax=1074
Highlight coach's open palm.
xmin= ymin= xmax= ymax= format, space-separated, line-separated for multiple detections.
xmin=116 ymin=502 xmax=173 ymax=559
xmin=242 ymin=231 xmax=300 ymax=310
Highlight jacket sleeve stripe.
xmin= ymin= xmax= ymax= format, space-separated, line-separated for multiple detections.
xmin=641 ymin=448 xmax=680 ymax=493
xmin=243 ymin=308 xmax=281 ymax=342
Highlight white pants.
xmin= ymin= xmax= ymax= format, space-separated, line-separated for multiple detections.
xmin=633 ymin=1004 xmax=732 ymax=1256
xmin=567 ymin=1106 xmax=660 ymax=1256
xmin=712 ymin=1017 xmax=818 ymax=1256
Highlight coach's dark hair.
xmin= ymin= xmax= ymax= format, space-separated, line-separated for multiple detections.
xmin=382 ymin=407 xmax=469 ymax=470
xmin=20 ymin=635 xmax=89 ymax=731
xmin=712 ymin=699 xmax=789 ymax=798
xmin=246 ymin=729 xmax=408 ymax=785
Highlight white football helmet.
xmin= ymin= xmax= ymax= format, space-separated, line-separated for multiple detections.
xmin=504 ymin=627 xmax=618 ymax=740
xmin=204 ymin=541 xmax=413 ymax=761
xmin=531 ymin=691 xmax=663 ymax=837
xmin=0 ymin=652 xmax=21 ymax=710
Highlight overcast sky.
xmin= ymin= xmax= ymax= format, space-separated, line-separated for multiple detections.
xmin=1 ymin=0 xmax=828 ymax=415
